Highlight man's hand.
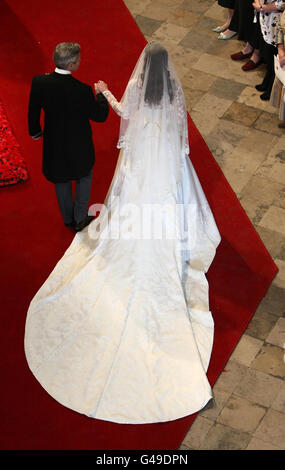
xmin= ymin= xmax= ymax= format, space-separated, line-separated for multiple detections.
xmin=94 ymin=80 xmax=108 ymax=94
xmin=280 ymin=55 xmax=285 ymax=68
xmin=278 ymin=44 xmax=285 ymax=67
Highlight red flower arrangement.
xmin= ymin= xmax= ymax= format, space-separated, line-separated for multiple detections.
xmin=0 ymin=100 xmax=28 ymax=187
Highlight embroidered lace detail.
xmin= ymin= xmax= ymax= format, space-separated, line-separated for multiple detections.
xmin=103 ymin=90 xmax=123 ymax=117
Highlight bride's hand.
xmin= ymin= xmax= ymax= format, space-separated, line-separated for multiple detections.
xmin=95 ymin=80 xmax=108 ymax=93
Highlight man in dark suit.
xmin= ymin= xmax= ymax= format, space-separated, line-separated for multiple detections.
xmin=28 ymin=42 xmax=109 ymax=231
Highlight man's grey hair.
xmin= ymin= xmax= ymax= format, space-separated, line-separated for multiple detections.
xmin=53 ymin=42 xmax=81 ymax=69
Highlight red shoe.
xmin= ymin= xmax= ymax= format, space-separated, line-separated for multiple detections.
xmin=231 ymin=51 xmax=252 ymax=61
xmin=242 ymin=59 xmax=263 ymax=71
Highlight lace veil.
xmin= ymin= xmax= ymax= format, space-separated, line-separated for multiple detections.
xmin=114 ymin=41 xmax=189 ymax=201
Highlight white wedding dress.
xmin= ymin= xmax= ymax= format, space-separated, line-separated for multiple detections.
xmin=24 ymin=43 xmax=221 ymax=424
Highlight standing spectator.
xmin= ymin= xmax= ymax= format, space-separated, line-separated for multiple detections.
xmin=253 ymin=0 xmax=285 ymax=101
xmin=270 ymin=9 xmax=285 ymax=126
xmin=213 ymin=0 xmax=237 ymax=39
xmin=229 ymin=0 xmax=263 ymax=71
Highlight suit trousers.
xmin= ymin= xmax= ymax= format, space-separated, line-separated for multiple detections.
xmin=54 ymin=169 xmax=93 ymax=224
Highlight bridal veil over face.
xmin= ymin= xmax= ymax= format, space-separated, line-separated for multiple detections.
xmin=24 ymin=42 xmax=221 ymax=424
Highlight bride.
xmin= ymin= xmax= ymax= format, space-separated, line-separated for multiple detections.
xmin=24 ymin=42 xmax=221 ymax=424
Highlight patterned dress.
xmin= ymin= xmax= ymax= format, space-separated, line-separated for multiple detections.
xmin=270 ymin=9 xmax=285 ymax=119
xmin=259 ymin=0 xmax=285 ymax=46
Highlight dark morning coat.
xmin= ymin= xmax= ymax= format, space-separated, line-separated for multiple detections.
xmin=28 ymin=71 xmax=109 ymax=183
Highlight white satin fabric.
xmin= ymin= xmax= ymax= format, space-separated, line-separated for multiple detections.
xmin=24 ymin=146 xmax=221 ymax=424
xmin=25 ymin=42 xmax=220 ymax=424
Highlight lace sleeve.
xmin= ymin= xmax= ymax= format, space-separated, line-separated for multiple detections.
xmin=102 ymin=90 xmax=123 ymax=117
xmin=102 ymin=79 xmax=138 ymax=119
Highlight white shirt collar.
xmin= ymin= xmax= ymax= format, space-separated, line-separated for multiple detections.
xmin=55 ymin=67 xmax=71 ymax=75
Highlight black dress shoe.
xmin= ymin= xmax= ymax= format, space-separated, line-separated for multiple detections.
xmin=65 ymin=219 xmax=75 ymax=228
xmin=255 ymin=83 xmax=267 ymax=92
xmin=74 ymin=215 xmax=94 ymax=232
xmin=260 ymin=91 xmax=271 ymax=101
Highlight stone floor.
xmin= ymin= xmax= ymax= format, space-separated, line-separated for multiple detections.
xmin=123 ymin=0 xmax=285 ymax=451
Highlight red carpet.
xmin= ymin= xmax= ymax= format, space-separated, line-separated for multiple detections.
xmin=0 ymin=0 xmax=277 ymax=450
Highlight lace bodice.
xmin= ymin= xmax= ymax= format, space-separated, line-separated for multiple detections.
xmin=259 ymin=0 xmax=285 ymax=46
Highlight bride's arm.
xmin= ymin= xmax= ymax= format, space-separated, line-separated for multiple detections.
xmin=102 ymin=90 xmax=124 ymax=117
xmin=95 ymin=80 xmax=123 ymax=117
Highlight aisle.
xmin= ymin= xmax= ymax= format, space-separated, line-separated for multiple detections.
xmin=0 ymin=0 xmax=277 ymax=450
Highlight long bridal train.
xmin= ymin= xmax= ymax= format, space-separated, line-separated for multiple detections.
xmin=24 ymin=154 xmax=220 ymax=424
xmin=24 ymin=42 xmax=221 ymax=424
